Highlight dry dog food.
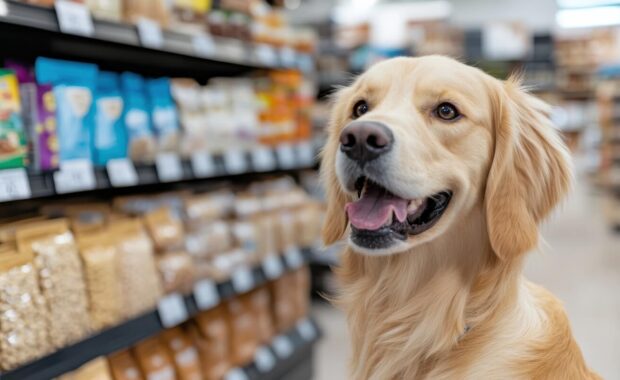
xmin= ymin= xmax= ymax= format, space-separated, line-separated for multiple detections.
xmin=270 ymin=273 xmax=298 ymax=333
xmin=293 ymin=267 xmax=311 ymax=320
xmin=0 ymin=249 xmax=50 ymax=370
xmin=189 ymin=305 xmax=230 ymax=380
xmin=133 ymin=336 xmax=176 ymax=380
xmin=225 ymin=293 xmax=259 ymax=366
xmin=16 ymin=219 xmax=91 ymax=349
xmin=144 ymin=207 xmax=184 ymax=252
xmin=156 ymin=251 xmax=195 ymax=294
xmin=108 ymin=349 xmax=145 ymax=380
xmin=160 ymin=327 xmax=202 ymax=380
xmin=248 ymin=286 xmax=275 ymax=344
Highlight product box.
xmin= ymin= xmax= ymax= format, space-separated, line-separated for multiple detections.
xmin=147 ymin=78 xmax=180 ymax=154
xmin=121 ymin=72 xmax=156 ymax=164
xmin=35 ymin=57 xmax=98 ymax=163
xmin=0 ymin=69 xmax=28 ymax=169
xmin=95 ymin=71 xmax=127 ymax=166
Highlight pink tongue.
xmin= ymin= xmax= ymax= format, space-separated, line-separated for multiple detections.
xmin=345 ymin=185 xmax=408 ymax=231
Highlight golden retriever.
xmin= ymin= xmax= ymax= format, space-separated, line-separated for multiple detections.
xmin=320 ymin=56 xmax=600 ymax=380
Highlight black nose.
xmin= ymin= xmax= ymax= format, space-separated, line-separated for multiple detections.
xmin=339 ymin=121 xmax=393 ymax=164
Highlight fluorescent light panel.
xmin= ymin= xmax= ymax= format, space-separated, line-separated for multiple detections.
xmin=557 ymin=6 xmax=620 ymax=27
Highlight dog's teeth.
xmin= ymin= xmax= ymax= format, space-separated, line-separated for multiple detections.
xmin=386 ymin=212 xmax=393 ymax=225
xmin=408 ymin=199 xmax=422 ymax=213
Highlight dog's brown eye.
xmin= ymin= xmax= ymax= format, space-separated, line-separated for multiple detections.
xmin=352 ymin=100 xmax=369 ymax=118
xmin=435 ymin=103 xmax=460 ymax=121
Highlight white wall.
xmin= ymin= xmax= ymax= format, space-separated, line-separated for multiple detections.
xmin=450 ymin=0 xmax=558 ymax=32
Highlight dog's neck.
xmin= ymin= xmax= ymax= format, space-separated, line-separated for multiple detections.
xmin=337 ymin=206 xmax=523 ymax=379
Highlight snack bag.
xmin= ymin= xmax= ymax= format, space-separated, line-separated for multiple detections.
xmin=94 ymin=71 xmax=127 ymax=166
xmin=133 ymin=336 xmax=176 ymax=380
xmin=189 ymin=305 xmax=231 ymax=380
xmin=147 ymin=78 xmax=179 ymax=153
xmin=108 ymin=349 xmax=145 ymax=380
xmin=0 ymin=69 xmax=28 ymax=169
xmin=121 ymin=72 xmax=156 ymax=164
xmin=160 ymin=327 xmax=203 ymax=380
xmin=35 ymin=57 xmax=97 ymax=162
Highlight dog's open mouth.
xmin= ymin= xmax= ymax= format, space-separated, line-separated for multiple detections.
xmin=345 ymin=177 xmax=452 ymax=248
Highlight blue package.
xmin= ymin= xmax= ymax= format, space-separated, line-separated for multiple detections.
xmin=35 ymin=57 xmax=97 ymax=163
xmin=94 ymin=71 xmax=127 ymax=166
xmin=121 ymin=72 xmax=155 ymax=164
xmin=146 ymin=78 xmax=180 ymax=153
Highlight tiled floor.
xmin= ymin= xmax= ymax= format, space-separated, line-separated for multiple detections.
xmin=312 ymin=174 xmax=620 ymax=380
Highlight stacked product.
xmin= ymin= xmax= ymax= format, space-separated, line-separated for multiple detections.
xmin=0 ymin=57 xmax=316 ymax=171
xmin=0 ymin=176 xmax=323 ymax=371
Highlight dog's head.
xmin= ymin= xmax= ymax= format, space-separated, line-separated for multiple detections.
xmin=321 ymin=56 xmax=571 ymax=259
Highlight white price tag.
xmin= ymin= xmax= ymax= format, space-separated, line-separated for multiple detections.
xmin=272 ymin=335 xmax=294 ymax=359
xmin=262 ymin=254 xmax=284 ymax=280
xmin=193 ymin=34 xmax=215 ymax=58
xmin=255 ymin=44 xmax=278 ymax=66
xmin=280 ymin=46 xmax=297 ymax=67
xmin=157 ymin=293 xmax=188 ymax=328
xmin=53 ymin=159 xmax=96 ymax=194
xmin=106 ymin=158 xmax=138 ymax=187
xmin=296 ymin=141 xmax=315 ymax=167
xmin=156 ymin=153 xmax=183 ymax=182
xmin=254 ymin=346 xmax=276 ymax=373
xmin=251 ymin=146 xmax=276 ymax=172
xmin=296 ymin=319 xmax=317 ymax=341
xmin=193 ymin=279 xmax=220 ymax=310
xmin=0 ymin=168 xmax=31 ymax=202
xmin=191 ymin=151 xmax=216 ymax=178
xmin=284 ymin=246 xmax=304 ymax=269
xmin=223 ymin=150 xmax=247 ymax=174
xmin=276 ymin=144 xmax=296 ymax=169
xmin=55 ymin=1 xmax=94 ymax=37
xmin=225 ymin=368 xmax=249 ymax=380
xmin=137 ymin=18 xmax=164 ymax=49
xmin=231 ymin=266 xmax=254 ymax=294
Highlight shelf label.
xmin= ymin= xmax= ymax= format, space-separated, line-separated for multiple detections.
xmin=55 ymin=1 xmax=94 ymax=37
xmin=156 ymin=153 xmax=183 ymax=182
xmin=296 ymin=141 xmax=315 ymax=167
xmin=231 ymin=266 xmax=254 ymax=294
xmin=137 ymin=17 xmax=163 ymax=49
xmin=296 ymin=319 xmax=317 ymax=341
xmin=251 ymin=146 xmax=276 ymax=172
xmin=276 ymin=144 xmax=296 ymax=169
xmin=0 ymin=168 xmax=31 ymax=202
xmin=225 ymin=368 xmax=249 ymax=380
xmin=280 ymin=46 xmax=297 ymax=67
xmin=157 ymin=293 xmax=188 ymax=328
xmin=284 ymin=246 xmax=304 ymax=269
xmin=272 ymin=335 xmax=294 ymax=359
xmin=191 ymin=151 xmax=216 ymax=178
xmin=193 ymin=34 xmax=215 ymax=58
xmin=262 ymin=254 xmax=284 ymax=280
xmin=255 ymin=44 xmax=278 ymax=66
xmin=254 ymin=346 xmax=276 ymax=373
xmin=223 ymin=150 xmax=247 ymax=174
xmin=53 ymin=159 xmax=96 ymax=194
xmin=107 ymin=158 xmax=138 ymax=187
xmin=193 ymin=279 xmax=220 ymax=310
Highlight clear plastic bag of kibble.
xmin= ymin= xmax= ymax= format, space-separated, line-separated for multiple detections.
xmin=0 ymin=260 xmax=51 ymax=370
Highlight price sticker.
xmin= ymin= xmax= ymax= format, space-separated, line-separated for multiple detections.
xmin=53 ymin=159 xmax=96 ymax=194
xmin=296 ymin=319 xmax=317 ymax=341
xmin=272 ymin=335 xmax=294 ymax=359
xmin=231 ymin=266 xmax=254 ymax=294
xmin=193 ymin=279 xmax=220 ymax=310
xmin=262 ymin=254 xmax=284 ymax=280
xmin=296 ymin=141 xmax=315 ymax=167
xmin=251 ymin=146 xmax=276 ymax=172
xmin=55 ymin=1 xmax=94 ymax=37
xmin=223 ymin=150 xmax=247 ymax=174
xmin=156 ymin=153 xmax=183 ymax=182
xmin=137 ymin=18 xmax=164 ymax=49
xmin=191 ymin=151 xmax=216 ymax=178
xmin=107 ymin=158 xmax=139 ymax=187
xmin=224 ymin=368 xmax=249 ymax=380
xmin=157 ymin=293 xmax=188 ymax=328
xmin=284 ymin=246 xmax=304 ymax=269
xmin=255 ymin=44 xmax=278 ymax=66
xmin=254 ymin=346 xmax=276 ymax=373
xmin=0 ymin=168 xmax=31 ymax=202
xmin=280 ymin=46 xmax=297 ymax=67
xmin=193 ymin=33 xmax=216 ymax=58
xmin=276 ymin=144 xmax=296 ymax=169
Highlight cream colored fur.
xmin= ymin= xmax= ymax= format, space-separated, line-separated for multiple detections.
xmin=321 ymin=56 xmax=601 ymax=379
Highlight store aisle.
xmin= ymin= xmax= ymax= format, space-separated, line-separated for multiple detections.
xmin=313 ymin=170 xmax=620 ymax=380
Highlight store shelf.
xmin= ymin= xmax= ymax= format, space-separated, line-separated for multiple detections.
xmin=0 ymin=246 xmax=319 ymax=380
xmin=0 ymin=141 xmax=320 ymax=204
xmin=0 ymin=1 xmax=314 ymax=77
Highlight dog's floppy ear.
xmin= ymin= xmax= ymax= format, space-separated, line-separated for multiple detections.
xmin=320 ymin=88 xmax=352 ymax=245
xmin=486 ymin=77 xmax=572 ymax=260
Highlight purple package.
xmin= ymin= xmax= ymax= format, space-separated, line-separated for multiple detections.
xmin=5 ymin=60 xmax=58 ymax=171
